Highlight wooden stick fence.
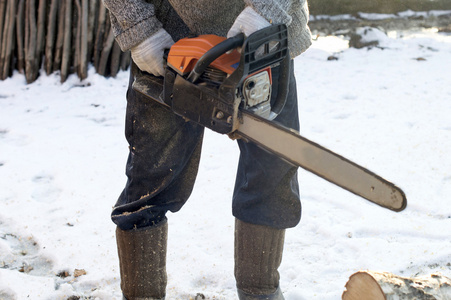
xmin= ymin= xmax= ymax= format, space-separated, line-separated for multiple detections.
xmin=0 ymin=0 xmax=130 ymax=83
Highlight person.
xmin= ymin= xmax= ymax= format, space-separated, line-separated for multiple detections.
xmin=102 ymin=1 xmax=312 ymax=299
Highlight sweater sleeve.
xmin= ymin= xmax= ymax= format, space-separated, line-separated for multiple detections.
xmin=102 ymin=0 xmax=163 ymax=51
xmin=244 ymin=0 xmax=312 ymax=57
xmin=244 ymin=0 xmax=292 ymax=25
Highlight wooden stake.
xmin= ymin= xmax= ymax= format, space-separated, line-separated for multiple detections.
xmin=109 ymin=40 xmax=121 ymax=77
xmin=0 ymin=0 xmax=128 ymax=83
xmin=35 ymin=0 xmax=46 ymax=68
xmin=93 ymin=3 xmax=106 ymax=71
xmin=120 ymin=50 xmax=131 ymax=71
xmin=45 ymin=0 xmax=58 ymax=75
xmin=1 ymin=0 xmax=16 ymax=79
xmin=24 ymin=0 xmax=37 ymax=84
xmin=79 ymin=0 xmax=88 ymax=80
xmin=53 ymin=0 xmax=65 ymax=72
xmin=15 ymin=0 xmax=25 ymax=73
xmin=61 ymin=0 xmax=72 ymax=83
xmin=97 ymin=24 xmax=114 ymax=76
xmin=24 ymin=0 xmax=28 ymax=60
xmin=86 ymin=0 xmax=98 ymax=64
xmin=74 ymin=0 xmax=81 ymax=77
xmin=0 ymin=0 xmax=10 ymax=79
xmin=0 ymin=0 xmax=6 ymax=64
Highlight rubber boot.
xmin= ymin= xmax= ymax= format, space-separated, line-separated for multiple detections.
xmin=116 ymin=219 xmax=168 ymax=300
xmin=234 ymin=219 xmax=285 ymax=300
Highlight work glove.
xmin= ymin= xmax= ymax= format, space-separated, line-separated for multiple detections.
xmin=131 ymin=28 xmax=174 ymax=77
xmin=227 ymin=6 xmax=271 ymax=38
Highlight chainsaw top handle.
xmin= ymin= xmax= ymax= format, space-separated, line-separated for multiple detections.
xmin=187 ymin=33 xmax=245 ymax=84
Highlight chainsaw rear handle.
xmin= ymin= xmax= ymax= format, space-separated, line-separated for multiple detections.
xmin=268 ymin=48 xmax=291 ymax=120
xmin=220 ymin=24 xmax=291 ymax=120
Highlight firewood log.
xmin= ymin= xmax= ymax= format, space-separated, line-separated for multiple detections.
xmin=343 ymin=270 xmax=451 ymax=300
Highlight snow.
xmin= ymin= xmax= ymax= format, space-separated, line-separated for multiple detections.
xmin=357 ymin=12 xmax=398 ymax=20
xmin=310 ymin=14 xmax=357 ymax=21
xmin=1 ymin=27 xmax=451 ymax=300
xmin=312 ymin=9 xmax=451 ymax=21
xmin=354 ymin=27 xmax=393 ymax=47
xmin=397 ymin=9 xmax=451 ymax=18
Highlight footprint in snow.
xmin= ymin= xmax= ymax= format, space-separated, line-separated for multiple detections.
xmin=1 ymin=130 xmax=31 ymax=147
xmin=31 ymin=174 xmax=62 ymax=203
xmin=0 ymin=288 xmax=16 ymax=300
xmin=333 ymin=113 xmax=351 ymax=120
xmin=0 ymin=129 xmax=7 ymax=138
xmin=0 ymin=217 xmax=54 ymax=277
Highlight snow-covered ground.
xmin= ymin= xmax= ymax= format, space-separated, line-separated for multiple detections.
xmin=1 ymin=26 xmax=450 ymax=300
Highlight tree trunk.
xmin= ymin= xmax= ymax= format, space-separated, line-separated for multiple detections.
xmin=343 ymin=271 xmax=451 ymax=300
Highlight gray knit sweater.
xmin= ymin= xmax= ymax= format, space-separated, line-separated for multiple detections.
xmin=102 ymin=0 xmax=312 ymax=58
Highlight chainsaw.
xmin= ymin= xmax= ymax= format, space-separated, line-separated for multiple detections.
xmin=132 ymin=24 xmax=407 ymax=212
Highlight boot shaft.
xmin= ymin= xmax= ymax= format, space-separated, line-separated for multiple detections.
xmin=116 ymin=219 xmax=168 ymax=300
xmin=234 ymin=219 xmax=285 ymax=299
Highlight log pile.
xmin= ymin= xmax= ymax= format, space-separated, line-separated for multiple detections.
xmin=0 ymin=0 xmax=130 ymax=84
xmin=343 ymin=270 xmax=451 ymax=300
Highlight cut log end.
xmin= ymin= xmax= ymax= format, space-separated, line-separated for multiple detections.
xmin=343 ymin=271 xmax=386 ymax=300
xmin=343 ymin=271 xmax=451 ymax=300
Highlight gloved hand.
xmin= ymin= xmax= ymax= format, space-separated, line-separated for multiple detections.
xmin=131 ymin=28 xmax=174 ymax=77
xmin=227 ymin=6 xmax=271 ymax=38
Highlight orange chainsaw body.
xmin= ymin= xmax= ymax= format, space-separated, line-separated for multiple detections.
xmin=167 ymin=35 xmax=241 ymax=76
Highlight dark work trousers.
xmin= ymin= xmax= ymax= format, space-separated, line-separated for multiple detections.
xmin=112 ymin=61 xmax=301 ymax=231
